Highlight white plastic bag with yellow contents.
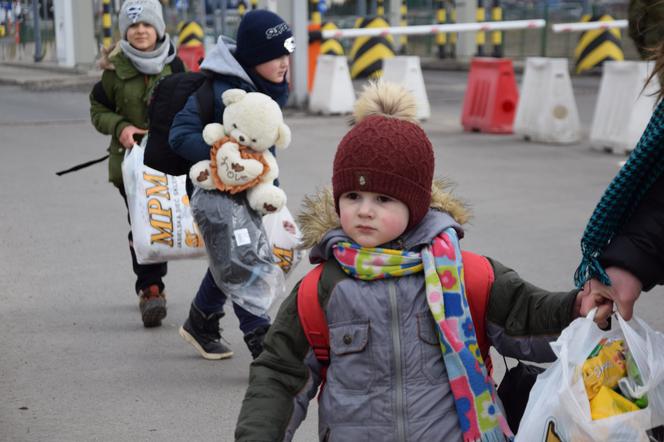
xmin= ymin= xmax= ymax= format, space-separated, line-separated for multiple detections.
xmin=262 ymin=206 xmax=304 ymax=278
xmin=515 ymin=310 xmax=664 ymax=442
xmin=122 ymin=138 xmax=205 ymax=264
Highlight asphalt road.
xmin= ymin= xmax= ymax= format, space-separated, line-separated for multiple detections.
xmin=1 ymin=70 xmax=662 ymax=441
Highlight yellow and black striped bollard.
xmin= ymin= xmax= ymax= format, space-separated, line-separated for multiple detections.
xmin=399 ymin=0 xmax=407 ymax=54
xmin=435 ymin=0 xmax=447 ymax=59
xmin=476 ymin=0 xmax=486 ymax=56
xmin=491 ymin=0 xmax=502 ymax=57
xmin=102 ymin=0 xmax=112 ymax=48
xmin=449 ymin=0 xmax=457 ymax=58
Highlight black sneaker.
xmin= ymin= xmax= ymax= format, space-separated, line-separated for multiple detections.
xmin=179 ymin=303 xmax=233 ymax=360
xmin=138 ymin=285 xmax=167 ymax=328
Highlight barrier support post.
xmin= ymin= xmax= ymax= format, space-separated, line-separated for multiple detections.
xmin=540 ymin=1 xmax=548 ymax=56
xmin=399 ymin=0 xmax=407 ymax=54
xmin=102 ymin=0 xmax=112 ymax=48
xmin=436 ymin=0 xmax=447 ymax=59
xmin=476 ymin=0 xmax=485 ymax=56
xmin=491 ymin=0 xmax=502 ymax=57
xmin=377 ymin=0 xmax=385 ymax=17
xmin=449 ymin=0 xmax=457 ymax=59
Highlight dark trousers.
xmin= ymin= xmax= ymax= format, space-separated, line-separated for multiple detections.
xmin=118 ymin=185 xmax=167 ymax=294
xmin=185 ymin=177 xmax=269 ymax=334
xmin=193 ymin=269 xmax=270 ymax=334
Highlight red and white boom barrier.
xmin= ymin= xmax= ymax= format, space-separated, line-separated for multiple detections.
xmin=551 ymin=19 xmax=627 ymax=33
xmin=321 ymin=19 xmax=545 ymax=39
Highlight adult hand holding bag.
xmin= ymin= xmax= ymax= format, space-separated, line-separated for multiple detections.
xmin=515 ymin=310 xmax=664 ymax=442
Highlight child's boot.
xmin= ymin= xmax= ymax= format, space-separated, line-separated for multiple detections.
xmin=243 ymin=325 xmax=270 ymax=359
xmin=179 ymin=303 xmax=233 ymax=360
xmin=138 ymin=284 xmax=167 ymax=328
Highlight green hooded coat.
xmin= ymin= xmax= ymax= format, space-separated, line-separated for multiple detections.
xmin=89 ymin=45 xmax=176 ymax=188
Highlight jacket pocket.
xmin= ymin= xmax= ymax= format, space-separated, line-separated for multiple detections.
xmin=328 ymin=320 xmax=373 ymax=391
xmin=417 ymin=312 xmax=446 ymax=383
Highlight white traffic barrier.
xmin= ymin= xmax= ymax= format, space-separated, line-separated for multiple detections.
xmin=321 ymin=19 xmax=545 ymax=39
xmin=590 ymin=61 xmax=660 ymax=154
xmin=551 ymin=19 xmax=627 ymax=33
xmin=381 ymin=56 xmax=430 ymax=120
xmin=309 ymin=55 xmax=355 ymax=115
xmin=514 ymin=57 xmax=581 ymax=144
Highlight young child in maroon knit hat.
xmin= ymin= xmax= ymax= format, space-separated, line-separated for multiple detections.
xmin=235 ymin=81 xmax=605 ymax=441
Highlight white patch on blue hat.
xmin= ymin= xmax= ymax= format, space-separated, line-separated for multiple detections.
xmin=125 ymin=4 xmax=144 ymax=24
xmin=283 ymin=36 xmax=295 ymax=53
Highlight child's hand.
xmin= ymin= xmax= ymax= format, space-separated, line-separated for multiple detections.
xmin=119 ymin=125 xmax=147 ymax=148
xmin=575 ymin=281 xmax=613 ymax=328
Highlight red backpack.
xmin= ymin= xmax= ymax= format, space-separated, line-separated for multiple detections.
xmin=297 ymin=251 xmax=495 ymax=385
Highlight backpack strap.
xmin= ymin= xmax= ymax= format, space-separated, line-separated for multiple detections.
xmin=298 ymin=264 xmax=328 ymax=364
xmin=194 ymin=75 xmax=215 ymax=126
xmin=169 ymin=56 xmax=186 ymax=74
xmin=91 ymin=80 xmax=115 ymax=111
xmin=461 ymin=250 xmax=495 ymax=372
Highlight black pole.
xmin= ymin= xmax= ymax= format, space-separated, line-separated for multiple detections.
xmin=32 ymin=0 xmax=43 ymax=62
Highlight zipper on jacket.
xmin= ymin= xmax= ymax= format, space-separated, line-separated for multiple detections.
xmin=388 ymin=281 xmax=406 ymax=442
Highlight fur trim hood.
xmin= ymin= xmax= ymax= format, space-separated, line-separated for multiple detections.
xmin=97 ymin=43 xmax=120 ymax=70
xmin=297 ymin=178 xmax=471 ymax=250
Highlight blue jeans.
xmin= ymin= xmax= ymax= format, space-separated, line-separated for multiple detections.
xmin=193 ymin=269 xmax=270 ymax=334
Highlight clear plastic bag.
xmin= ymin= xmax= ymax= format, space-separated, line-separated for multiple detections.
xmin=515 ymin=310 xmax=664 ymax=442
xmin=190 ymin=187 xmax=285 ymax=317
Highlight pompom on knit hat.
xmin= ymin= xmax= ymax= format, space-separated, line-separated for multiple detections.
xmin=119 ymin=0 xmax=166 ymax=40
xmin=332 ymin=81 xmax=435 ymax=230
xmin=235 ymin=9 xmax=295 ymax=67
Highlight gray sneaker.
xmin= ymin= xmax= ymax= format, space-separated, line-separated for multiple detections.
xmin=138 ymin=285 xmax=167 ymax=328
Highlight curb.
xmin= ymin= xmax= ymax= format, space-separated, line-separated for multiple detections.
xmin=0 ymin=61 xmax=101 ymax=90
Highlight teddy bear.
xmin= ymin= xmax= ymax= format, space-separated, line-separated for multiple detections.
xmin=189 ymin=88 xmax=291 ymax=215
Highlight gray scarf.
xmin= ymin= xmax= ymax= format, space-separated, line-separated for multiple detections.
xmin=119 ymin=34 xmax=175 ymax=75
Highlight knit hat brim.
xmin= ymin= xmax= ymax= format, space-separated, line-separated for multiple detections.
xmin=119 ymin=0 xmax=166 ymax=40
xmin=333 ymin=167 xmax=432 ymax=230
xmin=235 ymin=10 xmax=295 ymax=67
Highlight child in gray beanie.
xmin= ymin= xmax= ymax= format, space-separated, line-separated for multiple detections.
xmin=90 ymin=0 xmax=183 ymax=328
xmin=119 ymin=0 xmax=166 ymax=41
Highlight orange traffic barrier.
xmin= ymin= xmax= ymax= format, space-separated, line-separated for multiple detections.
xmin=461 ymin=57 xmax=519 ymax=134
xmin=308 ymin=23 xmax=322 ymax=93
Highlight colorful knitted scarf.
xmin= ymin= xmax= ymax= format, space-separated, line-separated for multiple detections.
xmin=333 ymin=228 xmax=513 ymax=442
xmin=575 ymin=99 xmax=664 ymax=287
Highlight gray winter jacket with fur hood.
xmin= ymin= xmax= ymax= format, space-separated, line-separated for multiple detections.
xmin=235 ymin=183 xmax=581 ymax=442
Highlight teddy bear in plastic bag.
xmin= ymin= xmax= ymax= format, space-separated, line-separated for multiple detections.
xmin=189 ymin=88 xmax=291 ymax=215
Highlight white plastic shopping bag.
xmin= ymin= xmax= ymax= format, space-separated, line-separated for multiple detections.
xmin=262 ymin=206 xmax=304 ymax=278
xmin=516 ymin=310 xmax=664 ymax=442
xmin=121 ymin=138 xmax=205 ymax=264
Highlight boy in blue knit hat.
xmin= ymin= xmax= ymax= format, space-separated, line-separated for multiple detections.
xmin=169 ymin=9 xmax=295 ymax=361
